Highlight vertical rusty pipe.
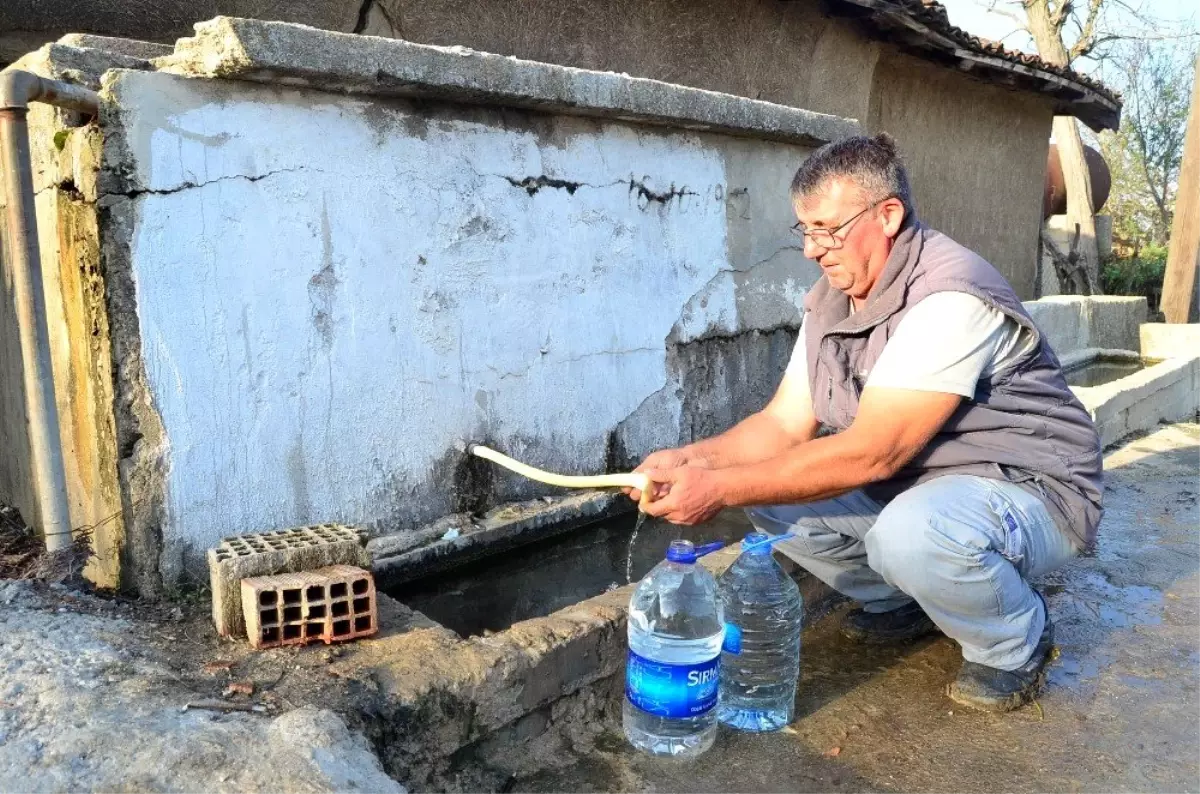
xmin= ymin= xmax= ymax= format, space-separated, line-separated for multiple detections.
xmin=0 ymin=70 xmax=101 ymax=553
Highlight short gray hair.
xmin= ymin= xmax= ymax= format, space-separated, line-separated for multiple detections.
xmin=790 ymin=133 xmax=914 ymax=214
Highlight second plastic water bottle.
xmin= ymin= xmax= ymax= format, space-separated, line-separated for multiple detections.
xmin=717 ymin=531 xmax=803 ymax=732
xmin=623 ymin=539 xmax=724 ymax=758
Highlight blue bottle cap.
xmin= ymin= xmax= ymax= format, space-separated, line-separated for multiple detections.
xmin=666 ymin=540 xmax=697 ymax=564
xmin=742 ymin=531 xmax=772 ymax=554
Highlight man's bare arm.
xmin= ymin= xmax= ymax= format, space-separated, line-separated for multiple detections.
xmin=719 ymin=387 xmax=961 ymax=505
xmin=639 ymin=387 xmax=962 ymax=524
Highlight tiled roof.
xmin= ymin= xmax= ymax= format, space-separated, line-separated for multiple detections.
xmin=903 ymin=0 xmax=1118 ymax=103
xmin=815 ymin=0 xmax=1122 ymax=129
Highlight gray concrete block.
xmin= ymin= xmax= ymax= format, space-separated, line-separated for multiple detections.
xmin=1086 ymin=296 xmax=1148 ymax=352
xmin=55 ymin=34 xmax=174 ymax=61
xmin=1024 ymin=296 xmax=1147 ymax=357
xmin=207 ymin=524 xmax=369 ymax=638
xmin=1025 ymin=296 xmax=1088 ymax=356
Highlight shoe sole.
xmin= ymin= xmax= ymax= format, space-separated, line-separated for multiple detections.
xmin=945 ymin=666 xmax=1048 ymax=713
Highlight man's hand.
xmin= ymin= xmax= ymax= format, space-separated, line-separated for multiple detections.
xmin=624 ymin=447 xmax=691 ymax=503
xmin=640 ymin=466 xmax=726 ymax=525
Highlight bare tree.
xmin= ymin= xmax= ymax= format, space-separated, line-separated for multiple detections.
xmin=980 ymin=0 xmax=1198 ymax=294
xmin=1114 ymin=40 xmax=1194 ymax=243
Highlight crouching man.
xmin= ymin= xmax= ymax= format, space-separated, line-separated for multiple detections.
xmin=631 ymin=134 xmax=1102 ymax=712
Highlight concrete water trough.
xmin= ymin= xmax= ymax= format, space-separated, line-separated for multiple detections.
xmin=1064 ymin=327 xmax=1200 ymax=449
xmin=1024 ymin=297 xmax=1199 ymax=448
xmin=353 ymin=496 xmax=837 ymax=788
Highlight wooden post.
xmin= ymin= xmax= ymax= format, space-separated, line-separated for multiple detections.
xmin=1161 ymin=53 xmax=1200 ymax=324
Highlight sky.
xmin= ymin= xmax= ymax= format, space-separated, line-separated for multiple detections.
xmin=938 ymin=0 xmax=1198 ymax=76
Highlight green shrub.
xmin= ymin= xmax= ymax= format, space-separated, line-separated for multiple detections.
xmin=1101 ymin=245 xmax=1168 ymax=306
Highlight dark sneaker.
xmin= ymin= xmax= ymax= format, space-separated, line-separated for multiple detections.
xmin=947 ymin=592 xmax=1055 ymax=712
xmin=840 ymin=600 xmax=939 ymax=644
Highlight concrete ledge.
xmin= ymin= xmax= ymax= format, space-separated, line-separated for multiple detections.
xmin=1059 ymin=347 xmax=1142 ymax=373
xmin=370 ymin=492 xmax=628 ymax=587
xmin=56 ymin=34 xmax=174 ymax=62
xmin=1074 ymin=356 xmax=1200 ymax=448
xmin=1024 ymin=295 xmax=1148 ymax=357
xmin=1140 ymin=323 xmax=1200 ymax=361
xmin=154 ymin=16 xmax=861 ymax=146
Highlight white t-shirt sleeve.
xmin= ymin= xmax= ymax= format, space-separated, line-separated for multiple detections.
xmin=783 ymin=316 xmax=813 ymax=404
xmin=865 ymin=292 xmax=1035 ymax=398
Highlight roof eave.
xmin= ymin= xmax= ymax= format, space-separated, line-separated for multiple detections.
xmin=806 ymin=0 xmax=1121 ymax=131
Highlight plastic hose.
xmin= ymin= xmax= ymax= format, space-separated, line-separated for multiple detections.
xmin=467 ymin=444 xmax=655 ymax=510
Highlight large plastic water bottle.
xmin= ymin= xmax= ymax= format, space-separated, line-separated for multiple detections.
xmin=623 ymin=539 xmax=725 ymax=758
xmin=717 ymin=531 xmax=803 ymax=732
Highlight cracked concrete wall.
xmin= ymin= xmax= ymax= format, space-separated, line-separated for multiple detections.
xmin=97 ymin=69 xmax=818 ymax=587
xmin=0 ymin=43 xmax=154 ymax=588
xmin=4 ymin=2 xmax=1058 ymax=294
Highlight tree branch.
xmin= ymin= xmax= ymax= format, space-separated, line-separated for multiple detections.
xmin=978 ymin=0 xmax=1031 ymax=29
xmin=1069 ymin=0 xmax=1105 ymax=60
xmin=1049 ymin=0 xmax=1073 ymax=34
xmin=1041 ymin=224 xmax=1096 ymax=296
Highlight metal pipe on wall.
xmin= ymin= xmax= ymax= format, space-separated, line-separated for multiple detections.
xmin=0 ymin=69 xmax=101 ymax=552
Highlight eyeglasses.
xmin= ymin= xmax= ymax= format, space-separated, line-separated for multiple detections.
xmin=790 ymin=197 xmax=891 ymax=249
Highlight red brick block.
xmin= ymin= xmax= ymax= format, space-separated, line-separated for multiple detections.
xmin=241 ymin=565 xmax=377 ymax=650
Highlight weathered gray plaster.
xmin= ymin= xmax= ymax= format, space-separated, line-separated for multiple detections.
xmin=868 ymin=50 xmax=1053 ymax=298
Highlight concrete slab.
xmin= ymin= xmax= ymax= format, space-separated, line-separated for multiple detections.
xmin=521 ymin=423 xmax=1200 ymax=793
xmin=154 ymin=17 xmax=860 ymax=146
xmin=1141 ymin=322 xmax=1200 ymax=360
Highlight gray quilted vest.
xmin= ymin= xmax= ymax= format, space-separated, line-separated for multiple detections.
xmin=803 ymin=220 xmax=1103 ymax=548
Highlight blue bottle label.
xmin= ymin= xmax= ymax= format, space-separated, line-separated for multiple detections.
xmin=722 ymin=622 xmax=743 ymax=655
xmin=625 ymin=649 xmax=720 ymax=719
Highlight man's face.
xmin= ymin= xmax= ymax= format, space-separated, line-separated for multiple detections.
xmin=793 ymin=178 xmax=899 ymax=301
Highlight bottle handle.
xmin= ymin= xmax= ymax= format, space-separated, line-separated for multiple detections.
xmin=694 ymin=541 xmax=726 ymax=558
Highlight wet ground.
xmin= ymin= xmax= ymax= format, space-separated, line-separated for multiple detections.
xmin=524 ymin=423 xmax=1200 ymax=793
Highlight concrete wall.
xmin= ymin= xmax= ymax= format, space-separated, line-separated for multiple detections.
xmin=868 ymin=51 xmax=1053 ymax=298
xmin=1023 ymin=295 xmax=1149 ymax=357
xmin=351 ymin=1 xmax=1056 ymax=296
xmin=0 ymin=44 xmax=157 ymax=588
xmin=90 ymin=43 xmax=838 ymax=588
xmin=2 ymin=0 xmax=1058 ymax=297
